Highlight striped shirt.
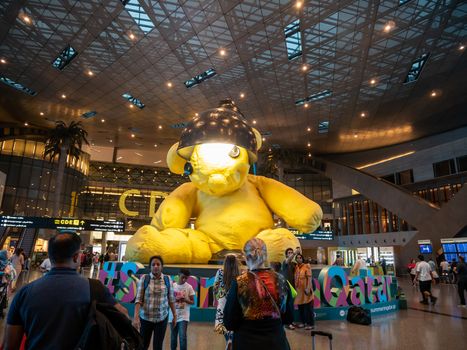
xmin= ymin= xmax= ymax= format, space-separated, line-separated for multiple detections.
xmin=135 ymin=273 xmax=175 ymax=322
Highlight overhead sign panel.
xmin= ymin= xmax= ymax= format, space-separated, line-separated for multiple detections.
xmin=0 ymin=216 xmax=124 ymax=232
xmin=291 ymin=229 xmax=334 ymax=241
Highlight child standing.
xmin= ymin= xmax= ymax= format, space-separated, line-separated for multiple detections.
xmin=170 ymin=269 xmax=195 ymax=350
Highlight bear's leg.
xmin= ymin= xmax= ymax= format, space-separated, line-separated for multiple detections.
xmin=125 ymin=225 xmax=213 ymax=264
xmin=256 ymin=228 xmax=301 ymax=263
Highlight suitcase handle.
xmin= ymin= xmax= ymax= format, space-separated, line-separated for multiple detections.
xmin=310 ymin=330 xmax=333 ymax=340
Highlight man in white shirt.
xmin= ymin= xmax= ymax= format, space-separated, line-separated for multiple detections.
xmin=169 ymin=269 xmax=195 ymax=350
xmin=39 ymin=257 xmax=51 ymax=273
xmin=415 ymin=255 xmax=437 ymax=305
xmin=351 ymin=258 xmax=367 ymax=276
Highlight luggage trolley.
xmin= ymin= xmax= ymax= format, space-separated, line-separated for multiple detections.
xmin=311 ymin=330 xmax=333 ymax=350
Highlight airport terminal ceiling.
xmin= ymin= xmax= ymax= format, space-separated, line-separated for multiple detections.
xmin=0 ymin=0 xmax=466 ymax=163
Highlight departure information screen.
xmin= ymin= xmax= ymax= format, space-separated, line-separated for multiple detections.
xmin=0 ymin=215 xmax=125 ymax=232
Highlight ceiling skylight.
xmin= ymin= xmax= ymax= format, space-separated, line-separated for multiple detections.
xmin=318 ymin=121 xmax=329 ymax=134
xmin=122 ymin=93 xmax=145 ymax=109
xmin=82 ymin=111 xmax=97 ymax=119
xmin=184 ymin=68 xmax=217 ymax=88
xmin=0 ymin=75 xmax=37 ymax=96
xmin=403 ymin=52 xmax=430 ymax=84
xmin=52 ymin=45 xmax=78 ymax=70
xmin=295 ymin=89 xmax=333 ymax=105
xmin=284 ymin=20 xmax=302 ymax=60
xmin=399 ymin=0 xmax=412 ymax=5
xmin=121 ymin=0 xmax=155 ymax=34
xmin=170 ymin=122 xmax=189 ymax=129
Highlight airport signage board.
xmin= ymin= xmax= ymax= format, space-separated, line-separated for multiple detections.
xmin=0 ymin=215 xmax=124 ymax=232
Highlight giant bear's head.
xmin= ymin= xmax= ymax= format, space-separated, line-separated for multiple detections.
xmin=167 ymin=100 xmax=262 ymax=196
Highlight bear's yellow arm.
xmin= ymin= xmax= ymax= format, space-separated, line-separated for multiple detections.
xmin=150 ymin=182 xmax=197 ymax=230
xmin=250 ymin=175 xmax=323 ymax=232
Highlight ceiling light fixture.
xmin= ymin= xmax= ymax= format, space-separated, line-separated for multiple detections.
xmin=167 ymin=82 xmax=173 ymax=88
xmin=195 ymin=113 xmax=199 ymax=117
xmin=353 ymin=133 xmax=359 ymax=138
xmin=307 ymin=127 xmax=311 ymax=132
xmin=240 ymin=93 xmax=245 ymax=98
xmin=459 ymin=45 xmax=465 ymax=51
xmin=87 ymin=70 xmax=94 ymax=76
xmin=252 ymin=120 xmax=257 ymax=124
xmin=219 ymin=49 xmax=226 ymax=56
xmin=308 ymin=153 xmax=312 ymax=157
xmin=24 ymin=122 xmax=29 ymax=126
xmin=360 ymin=112 xmax=366 ymax=117
xmin=0 ymin=59 xmax=6 ymax=64
xmin=383 ymin=21 xmax=395 ymax=33
xmin=61 ymin=94 xmax=66 ymax=99
xmin=22 ymin=15 xmax=31 ymax=24
xmin=262 ymin=137 xmax=266 ymax=142
xmin=158 ymin=125 xmax=163 ymax=130
xmin=307 ymin=142 xmax=311 ymax=147
xmin=301 ymin=64 xmax=308 ymax=71
xmin=109 ymin=140 xmax=113 ymax=143
xmin=129 ymin=104 xmax=134 ymax=108
xmin=40 ymin=112 xmax=44 ymax=116
xmin=101 ymin=119 xmax=105 ymax=123
xmin=131 ymin=134 xmax=135 ymax=138
xmin=357 ymin=151 xmax=415 ymax=169
xmin=370 ymin=79 xmax=376 ymax=85
xmin=129 ymin=33 xmax=135 ymax=40
xmin=154 ymin=144 xmax=158 ymax=147
xmin=304 ymin=103 xmax=309 ymax=108
xmin=430 ymin=91 xmax=437 ymax=97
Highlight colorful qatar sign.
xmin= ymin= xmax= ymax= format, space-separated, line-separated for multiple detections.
xmin=98 ymin=263 xmax=399 ymax=320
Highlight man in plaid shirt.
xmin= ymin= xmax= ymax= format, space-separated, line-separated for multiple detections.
xmin=133 ymin=255 xmax=176 ymax=350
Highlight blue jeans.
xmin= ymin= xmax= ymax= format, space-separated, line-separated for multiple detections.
xmin=170 ymin=320 xmax=188 ymax=350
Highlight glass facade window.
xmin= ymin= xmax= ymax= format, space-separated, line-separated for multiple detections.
xmin=433 ymin=159 xmax=456 ymax=177
xmin=457 ymin=155 xmax=467 ymax=173
xmin=363 ymin=200 xmax=370 ymax=234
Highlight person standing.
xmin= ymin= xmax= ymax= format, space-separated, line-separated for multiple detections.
xmin=351 ymin=257 xmax=367 ymax=276
xmin=380 ymin=257 xmax=387 ymax=275
xmin=3 ymin=232 xmax=127 ymax=349
xmin=281 ymin=247 xmax=299 ymax=330
xmin=10 ymin=248 xmax=24 ymax=291
xmin=455 ymin=255 xmax=467 ymax=307
xmin=0 ymin=250 xmax=16 ymax=318
xmin=169 ymin=269 xmax=195 ymax=350
xmin=408 ymin=258 xmax=417 ymax=283
xmin=294 ymin=254 xmax=314 ymax=330
xmin=415 ymin=254 xmax=437 ymax=305
xmin=133 ymin=255 xmax=176 ymax=350
xmin=213 ymin=254 xmax=241 ymax=349
xmin=224 ymin=238 xmax=293 ymax=350
xmin=39 ymin=256 xmax=51 ymax=273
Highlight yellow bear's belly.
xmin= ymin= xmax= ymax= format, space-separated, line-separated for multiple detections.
xmin=195 ymin=180 xmax=273 ymax=251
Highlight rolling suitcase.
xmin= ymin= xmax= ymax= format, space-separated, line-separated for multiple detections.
xmin=311 ymin=330 xmax=333 ymax=350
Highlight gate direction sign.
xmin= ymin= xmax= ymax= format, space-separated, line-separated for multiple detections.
xmin=0 ymin=215 xmax=124 ymax=232
xmin=291 ymin=229 xmax=334 ymax=241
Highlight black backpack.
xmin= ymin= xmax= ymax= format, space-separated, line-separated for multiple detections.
xmin=346 ymin=306 xmax=372 ymax=325
xmin=75 ymin=279 xmax=143 ymax=350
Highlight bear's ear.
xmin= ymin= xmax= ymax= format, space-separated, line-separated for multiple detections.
xmin=252 ymin=128 xmax=262 ymax=151
xmin=166 ymin=142 xmax=186 ymax=175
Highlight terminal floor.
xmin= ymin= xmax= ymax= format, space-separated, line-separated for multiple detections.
xmin=1 ymin=271 xmax=466 ymax=350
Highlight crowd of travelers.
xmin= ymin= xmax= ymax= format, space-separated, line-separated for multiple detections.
xmin=0 ymin=231 xmax=465 ymax=349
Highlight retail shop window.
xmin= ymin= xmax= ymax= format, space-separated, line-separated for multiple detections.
xmin=433 ymin=159 xmax=456 ymax=177
xmin=456 ymin=155 xmax=467 ymax=173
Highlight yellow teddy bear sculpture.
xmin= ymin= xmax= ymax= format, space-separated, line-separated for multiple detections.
xmin=126 ymin=100 xmax=323 ymax=264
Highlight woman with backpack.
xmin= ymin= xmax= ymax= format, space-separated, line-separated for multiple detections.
xmin=214 ymin=254 xmax=241 ymax=350
xmin=224 ymin=238 xmax=293 ymax=350
xmin=133 ymin=255 xmax=177 ymax=350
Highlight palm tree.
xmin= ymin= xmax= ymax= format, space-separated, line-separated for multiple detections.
xmin=44 ymin=120 xmax=89 ymax=217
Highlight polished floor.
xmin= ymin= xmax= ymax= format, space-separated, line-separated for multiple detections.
xmin=1 ymin=271 xmax=466 ymax=350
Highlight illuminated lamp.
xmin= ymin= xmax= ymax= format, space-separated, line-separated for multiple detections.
xmin=177 ymin=99 xmax=258 ymax=164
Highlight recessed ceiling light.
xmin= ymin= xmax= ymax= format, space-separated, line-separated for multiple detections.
xmin=154 ymin=144 xmax=158 ymax=147
xmin=195 ymin=113 xmax=199 ymax=116
xmin=129 ymin=104 xmax=134 ymax=108
xmin=109 ymin=140 xmax=113 ymax=143
xmin=167 ymin=82 xmax=173 ymax=88
xmin=219 ymin=49 xmax=226 ymax=56
xmin=301 ymin=64 xmax=308 ymax=71
xmin=308 ymin=153 xmax=312 ymax=157
xmin=354 ymin=133 xmax=359 ymax=138
xmin=87 ymin=70 xmax=94 ymax=76
xmin=158 ymin=125 xmax=163 ymax=130
xmin=370 ymin=79 xmax=376 ymax=85
xmin=24 ymin=122 xmax=28 ymax=126
xmin=296 ymin=1 xmax=303 ymax=9
xmin=304 ymin=103 xmax=309 ymax=108
xmin=459 ymin=45 xmax=465 ymax=51
xmin=430 ymin=91 xmax=437 ymax=97
xmin=101 ymin=119 xmax=105 ymax=123
xmin=307 ymin=142 xmax=311 ymax=147
xmin=252 ymin=120 xmax=257 ymax=124
xmin=307 ymin=127 xmax=311 ymax=132
xmin=129 ymin=33 xmax=135 ymax=40
xmin=360 ymin=112 xmax=366 ymax=117
xmin=131 ymin=134 xmax=135 ymax=138
xmin=61 ymin=94 xmax=66 ymax=99
xmin=240 ymin=92 xmax=245 ymax=98
xmin=22 ymin=15 xmax=31 ymax=24
xmin=0 ymin=59 xmax=6 ymax=64
xmin=383 ymin=21 xmax=395 ymax=33
xmin=40 ymin=112 xmax=44 ymax=116
xmin=262 ymin=137 xmax=266 ymax=141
